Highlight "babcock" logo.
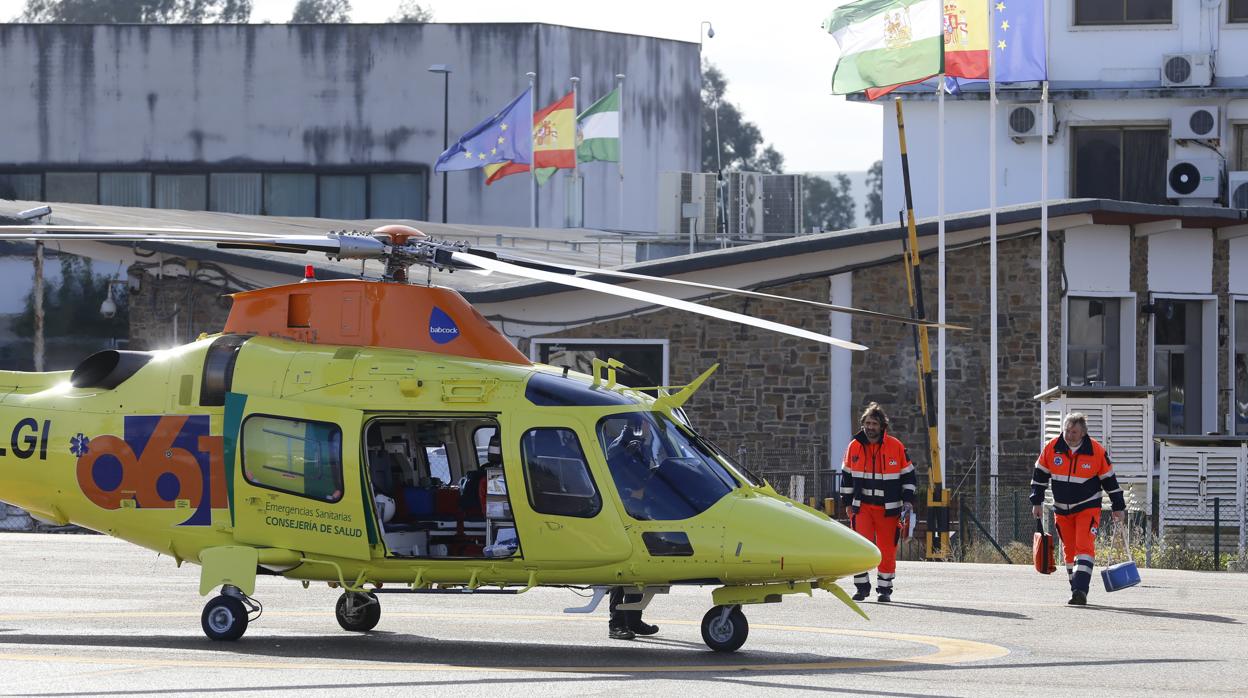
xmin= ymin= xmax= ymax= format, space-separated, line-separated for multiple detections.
xmin=429 ymin=306 xmax=460 ymax=344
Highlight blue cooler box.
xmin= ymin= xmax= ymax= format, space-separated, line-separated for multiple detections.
xmin=1101 ymin=560 xmax=1141 ymax=592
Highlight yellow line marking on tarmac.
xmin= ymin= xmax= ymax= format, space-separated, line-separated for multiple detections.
xmin=0 ymin=611 xmax=1008 ymax=674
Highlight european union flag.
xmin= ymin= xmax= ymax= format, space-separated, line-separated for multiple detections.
xmin=994 ymin=0 xmax=1046 ymax=83
xmin=435 ymin=88 xmax=532 ymax=173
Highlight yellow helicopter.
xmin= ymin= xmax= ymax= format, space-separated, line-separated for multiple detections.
xmin=0 ymin=221 xmax=940 ymax=652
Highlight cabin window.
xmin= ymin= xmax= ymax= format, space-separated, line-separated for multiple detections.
xmin=1074 ymin=0 xmax=1172 ymax=25
xmin=520 ymin=428 xmax=602 ymax=518
xmin=242 ymin=415 xmax=344 ymax=502
xmin=1231 ymin=0 xmax=1248 ymax=22
xmin=1071 ymin=127 xmax=1168 ymax=204
xmin=1066 ymin=297 xmax=1122 ymax=386
xmin=597 ymin=412 xmax=736 ymax=521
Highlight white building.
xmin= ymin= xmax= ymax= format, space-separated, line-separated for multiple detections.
xmin=876 ymin=0 xmax=1248 ymax=219
xmin=860 ymin=1 xmax=1248 ymax=444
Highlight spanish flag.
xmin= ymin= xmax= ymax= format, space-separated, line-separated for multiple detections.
xmin=942 ymin=0 xmax=989 ymax=80
xmin=485 ymin=90 xmax=577 ymax=185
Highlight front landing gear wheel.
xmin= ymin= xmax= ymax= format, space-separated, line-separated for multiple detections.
xmin=335 ymin=591 xmax=381 ymax=632
xmin=700 ymin=605 xmax=748 ymax=653
xmin=202 ymin=595 xmax=249 ymax=641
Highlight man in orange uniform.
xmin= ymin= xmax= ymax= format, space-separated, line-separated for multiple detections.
xmin=840 ymin=403 xmax=916 ymax=602
xmin=1031 ymin=412 xmax=1126 ymax=605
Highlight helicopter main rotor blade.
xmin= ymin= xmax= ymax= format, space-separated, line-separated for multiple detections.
xmin=0 ymin=226 xmax=387 ymax=260
xmin=493 ymin=255 xmax=967 ymax=331
xmin=0 ymin=224 xmax=276 ymax=238
xmin=451 ymin=250 xmax=866 ymax=351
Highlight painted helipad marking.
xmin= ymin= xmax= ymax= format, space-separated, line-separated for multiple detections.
xmin=0 ymin=610 xmax=1008 ymax=673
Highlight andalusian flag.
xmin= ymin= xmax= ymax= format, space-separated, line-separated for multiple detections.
xmin=576 ymin=87 xmax=620 ymax=163
xmin=824 ymin=0 xmax=943 ymax=95
xmin=485 ymin=91 xmax=577 ymax=186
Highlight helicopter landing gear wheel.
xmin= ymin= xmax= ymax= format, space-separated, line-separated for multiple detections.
xmin=700 ymin=605 xmax=748 ymax=653
xmin=202 ymin=594 xmax=249 ymax=641
xmin=335 ymin=591 xmax=381 ymax=632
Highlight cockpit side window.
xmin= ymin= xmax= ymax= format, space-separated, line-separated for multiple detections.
xmin=520 ymin=427 xmax=602 ymax=518
xmin=597 ymin=412 xmax=735 ymax=521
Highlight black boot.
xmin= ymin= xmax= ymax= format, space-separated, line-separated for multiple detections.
xmin=852 ymin=583 xmax=871 ymax=601
xmin=630 ymin=618 xmax=659 ymax=635
xmin=608 ymin=587 xmax=637 ymax=639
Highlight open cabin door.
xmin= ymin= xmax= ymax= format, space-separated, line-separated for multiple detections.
xmin=228 ymin=393 xmax=372 ymax=561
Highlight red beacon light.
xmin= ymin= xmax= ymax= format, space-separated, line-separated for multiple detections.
xmin=300 ymin=265 xmax=316 ymax=283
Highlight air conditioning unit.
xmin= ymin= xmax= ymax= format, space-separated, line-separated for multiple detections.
xmin=1161 ymin=52 xmax=1213 ymax=88
xmin=1230 ymin=172 xmax=1248 ymax=210
xmin=1165 ymin=157 xmax=1222 ymax=203
xmin=1006 ymin=103 xmax=1057 ymax=141
xmin=657 ymin=171 xmax=716 ymax=237
xmin=727 ymin=172 xmax=766 ymax=241
xmin=1170 ymin=106 xmax=1220 ymax=140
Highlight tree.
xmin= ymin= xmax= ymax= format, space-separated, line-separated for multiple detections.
xmin=15 ymin=256 xmax=128 ymax=340
xmin=701 ymin=62 xmax=784 ymax=174
xmin=389 ymin=0 xmax=432 ymax=23
xmin=803 ymin=173 xmax=856 ymax=233
xmin=865 ymin=159 xmax=883 ymax=225
xmin=290 ymin=0 xmax=350 ymax=23
xmin=21 ymin=0 xmax=251 ymax=22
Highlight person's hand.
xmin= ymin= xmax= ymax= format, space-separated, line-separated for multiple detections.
xmin=1032 ymin=504 xmax=1043 ymax=519
xmin=846 ymin=505 xmax=857 ymax=516
xmin=902 ymin=502 xmax=914 ymax=516
xmin=1112 ymin=510 xmax=1125 ymax=524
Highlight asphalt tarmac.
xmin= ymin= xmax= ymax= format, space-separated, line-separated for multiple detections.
xmin=0 ymin=533 xmax=1244 ymax=696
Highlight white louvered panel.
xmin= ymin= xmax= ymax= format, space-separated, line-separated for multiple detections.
xmin=1107 ymin=403 xmax=1147 ymax=477
xmin=1203 ymin=452 xmax=1243 ymax=517
xmin=1043 ymin=407 xmax=1064 ymax=443
xmin=1068 ymin=403 xmax=1107 ymax=442
xmin=1162 ymin=449 xmax=1203 ymax=511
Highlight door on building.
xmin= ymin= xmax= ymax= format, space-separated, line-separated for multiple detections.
xmin=1153 ymin=299 xmax=1204 ymax=435
xmin=1236 ymin=300 xmax=1248 ymax=436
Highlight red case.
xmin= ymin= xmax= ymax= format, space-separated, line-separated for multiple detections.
xmin=1033 ymin=518 xmax=1056 ymax=575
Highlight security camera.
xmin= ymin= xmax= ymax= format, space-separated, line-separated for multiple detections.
xmin=17 ymin=205 xmax=51 ymax=221
xmin=99 ymin=295 xmax=117 ymax=319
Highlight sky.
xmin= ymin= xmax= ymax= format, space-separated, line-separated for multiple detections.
xmin=0 ymin=0 xmax=881 ymax=173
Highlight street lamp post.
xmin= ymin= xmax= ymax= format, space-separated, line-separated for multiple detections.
xmin=429 ymin=64 xmax=452 ymax=224
xmin=699 ymin=22 xmax=725 ymax=240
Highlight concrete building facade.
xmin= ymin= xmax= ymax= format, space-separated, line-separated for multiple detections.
xmin=0 ymin=23 xmax=699 ymax=232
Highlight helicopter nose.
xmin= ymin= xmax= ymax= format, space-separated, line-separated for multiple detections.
xmin=723 ymin=496 xmax=880 ymax=580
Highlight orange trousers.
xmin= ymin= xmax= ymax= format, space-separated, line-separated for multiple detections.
xmin=852 ymin=503 xmax=900 ymax=574
xmin=1054 ymin=507 xmax=1100 ymax=563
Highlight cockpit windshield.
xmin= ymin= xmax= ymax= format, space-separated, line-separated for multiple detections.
xmin=596 ymin=412 xmax=738 ymax=521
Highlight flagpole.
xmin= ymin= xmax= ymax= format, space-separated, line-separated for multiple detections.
xmin=1040 ymin=79 xmax=1050 ymax=391
xmin=570 ymin=76 xmax=580 ymax=228
xmin=989 ymin=2 xmax=1000 ymax=538
xmin=937 ymin=75 xmax=946 ymax=494
xmin=526 ymin=71 xmax=537 ymax=229
xmin=616 ymin=73 xmax=626 ymax=232
xmin=1040 ymin=0 xmax=1051 ymax=392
